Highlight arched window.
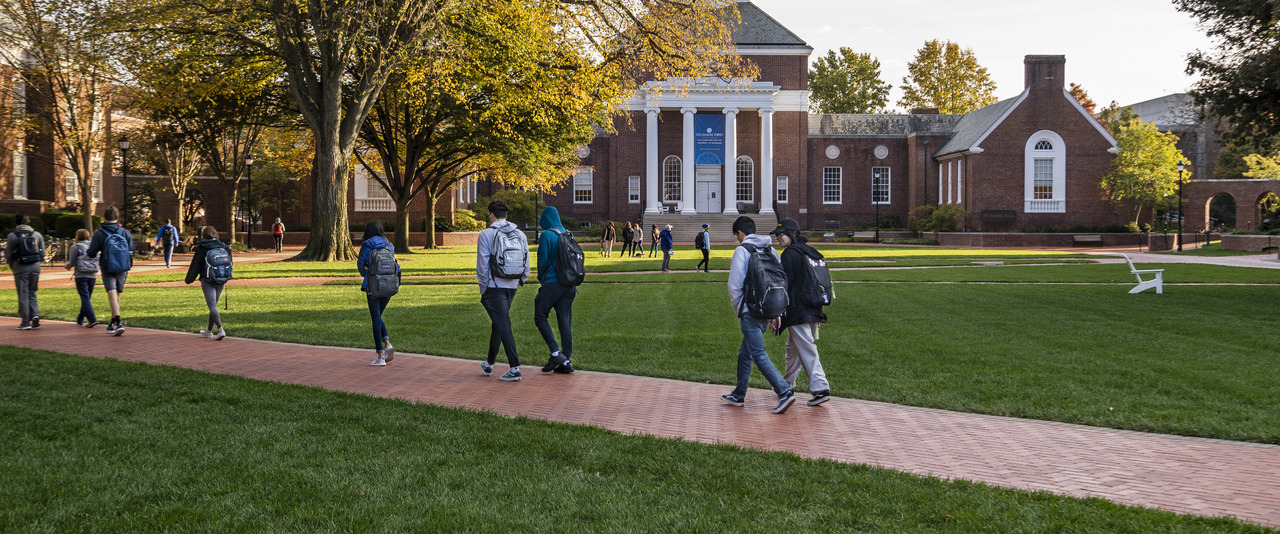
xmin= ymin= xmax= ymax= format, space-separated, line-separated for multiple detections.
xmin=736 ymin=156 xmax=754 ymax=202
xmin=1034 ymin=140 xmax=1054 ymax=151
xmin=1024 ymin=131 xmax=1066 ymax=213
xmin=662 ymin=155 xmax=682 ymax=202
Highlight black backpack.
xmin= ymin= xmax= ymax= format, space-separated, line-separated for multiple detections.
xmin=13 ymin=229 xmax=42 ymax=264
xmin=798 ymin=254 xmax=835 ymax=307
xmin=740 ymin=243 xmax=789 ymax=319
xmin=204 ymin=247 xmax=234 ymax=285
xmin=694 ymin=231 xmax=706 ymax=249
xmin=551 ymin=229 xmax=586 ymax=287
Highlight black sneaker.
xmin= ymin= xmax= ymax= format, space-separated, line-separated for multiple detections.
xmin=86 ymin=321 xmax=99 ymax=329
xmin=807 ymin=390 xmax=831 ymax=406
xmin=553 ymin=360 xmax=575 ymax=374
xmin=112 ymin=317 xmax=125 ymax=336
xmin=773 ymin=390 xmax=796 ymax=414
xmin=105 ymin=321 xmax=117 ymax=335
xmin=30 ymin=316 xmax=39 ymax=329
xmin=720 ymin=393 xmax=745 ymax=406
xmin=541 ymin=353 xmax=568 ymax=373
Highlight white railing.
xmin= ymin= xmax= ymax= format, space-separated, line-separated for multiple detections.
xmin=355 ymin=198 xmax=395 ymax=212
xmin=1025 ymin=199 xmax=1065 ymax=213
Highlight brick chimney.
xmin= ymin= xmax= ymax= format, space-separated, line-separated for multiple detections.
xmin=1024 ymin=55 xmax=1065 ymax=94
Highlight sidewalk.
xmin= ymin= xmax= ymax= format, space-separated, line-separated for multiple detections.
xmin=2 ymin=316 xmax=1277 ymax=528
xmin=0 ymin=247 xmax=300 ymax=289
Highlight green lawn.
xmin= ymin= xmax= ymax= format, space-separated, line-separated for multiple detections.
xmin=0 ymin=348 xmax=1269 ymax=533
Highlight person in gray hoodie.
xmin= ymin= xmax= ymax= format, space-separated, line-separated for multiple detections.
xmin=476 ymin=200 xmax=530 ymax=382
xmin=5 ymin=213 xmax=44 ymax=330
xmin=185 ymin=226 xmax=231 ymax=341
xmin=534 ymin=206 xmax=576 ymax=374
xmin=64 ymin=228 xmax=99 ymax=327
xmin=722 ymin=216 xmax=796 ymax=414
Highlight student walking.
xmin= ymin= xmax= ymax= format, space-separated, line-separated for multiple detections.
xmin=601 ymin=221 xmax=615 ymax=257
xmin=620 ymin=221 xmax=634 ymax=257
xmin=771 ymin=218 xmax=831 ymax=406
xmin=632 ymin=222 xmax=644 ymax=257
xmin=87 ymin=206 xmax=134 ymax=336
xmin=534 ymin=206 xmax=578 ymax=374
xmin=185 ymin=226 xmax=233 ymax=341
xmin=649 ymin=224 xmax=659 ymax=257
xmin=695 ymin=223 xmax=711 ymax=272
xmin=271 ymin=218 xmax=286 ymax=253
xmin=721 ymin=216 xmax=796 ymax=414
xmin=64 ymin=228 xmax=99 ymax=328
xmin=357 ymin=221 xmax=401 ymax=366
xmin=155 ymin=219 xmax=178 ymax=268
xmin=6 ymin=213 xmax=44 ymax=330
xmin=476 ymin=200 xmax=529 ymax=381
xmin=659 ymin=224 xmax=674 ymax=272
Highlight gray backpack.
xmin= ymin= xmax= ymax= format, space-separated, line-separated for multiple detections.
xmin=366 ymin=246 xmax=400 ymax=298
xmin=489 ymin=226 xmax=527 ymax=280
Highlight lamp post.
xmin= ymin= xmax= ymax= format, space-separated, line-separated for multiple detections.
xmin=245 ymin=157 xmax=254 ymax=249
xmin=1177 ymin=160 xmax=1186 ymax=252
xmin=118 ymin=136 xmax=130 ymax=225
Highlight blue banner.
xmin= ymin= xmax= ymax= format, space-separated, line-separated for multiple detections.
xmin=694 ymin=114 xmax=725 ymax=166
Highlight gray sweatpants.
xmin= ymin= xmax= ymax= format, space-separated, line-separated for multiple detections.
xmin=202 ymin=280 xmax=224 ymax=331
xmin=14 ymin=270 xmax=40 ymax=323
xmin=783 ymin=322 xmax=830 ymax=393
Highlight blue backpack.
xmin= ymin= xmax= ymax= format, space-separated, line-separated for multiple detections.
xmin=104 ymin=228 xmax=132 ymax=273
xmin=204 ymin=247 xmax=233 ymax=285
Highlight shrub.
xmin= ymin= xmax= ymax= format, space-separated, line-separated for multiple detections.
xmin=451 ymin=209 xmax=486 ymax=232
xmin=229 ymin=241 xmax=250 ymax=253
xmin=0 ymin=213 xmax=15 ymax=236
xmin=855 ymin=213 xmax=903 ymax=230
xmin=471 ymin=190 xmax=537 ymax=227
xmin=433 ymin=214 xmax=453 ymax=232
xmin=55 ymin=213 xmax=102 ymax=239
xmin=39 ymin=211 xmax=65 ymax=233
xmin=907 ymin=205 xmax=935 ymax=232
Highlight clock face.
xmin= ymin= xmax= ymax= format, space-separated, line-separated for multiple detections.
xmin=575 ymin=145 xmax=590 ymax=158
xmin=825 ymin=145 xmax=839 ymax=159
xmin=875 ymin=145 xmax=889 ymax=159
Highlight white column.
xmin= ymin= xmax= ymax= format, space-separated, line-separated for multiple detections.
xmin=759 ymin=107 xmax=775 ymax=214
xmin=722 ymin=107 xmax=739 ymax=214
xmin=645 ymin=107 xmax=660 ymax=214
xmin=681 ymin=107 xmax=697 ymax=215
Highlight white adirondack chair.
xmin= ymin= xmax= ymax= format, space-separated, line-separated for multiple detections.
xmin=1120 ymin=253 xmax=1164 ymax=294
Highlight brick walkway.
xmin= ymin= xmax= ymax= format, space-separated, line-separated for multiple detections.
xmin=2 ymin=316 xmax=1278 ymax=528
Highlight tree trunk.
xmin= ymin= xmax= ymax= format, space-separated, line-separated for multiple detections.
xmin=296 ymin=141 xmax=355 ymax=261
xmin=394 ymin=200 xmax=410 ymax=252
xmin=424 ymin=193 xmax=438 ymax=249
xmin=222 ymin=181 xmax=239 ymax=244
xmin=175 ymin=195 xmax=185 ymax=235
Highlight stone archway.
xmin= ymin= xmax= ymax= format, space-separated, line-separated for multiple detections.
xmin=1183 ymin=179 xmax=1280 ymax=232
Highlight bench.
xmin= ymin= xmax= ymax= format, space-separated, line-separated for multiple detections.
xmin=1120 ymin=253 xmax=1163 ymax=294
xmin=1072 ymin=234 xmax=1103 ymax=246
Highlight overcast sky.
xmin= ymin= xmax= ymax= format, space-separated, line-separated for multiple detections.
xmin=749 ymin=0 xmax=1217 ymax=109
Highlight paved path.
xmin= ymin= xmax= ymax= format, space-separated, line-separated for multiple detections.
xmin=2 ymin=316 xmax=1277 ymax=528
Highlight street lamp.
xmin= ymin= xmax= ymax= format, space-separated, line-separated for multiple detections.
xmin=1177 ymin=160 xmax=1186 ymax=252
xmin=118 ymin=136 xmax=130 ymax=226
xmin=245 ymin=157 xmax=254 ymax=249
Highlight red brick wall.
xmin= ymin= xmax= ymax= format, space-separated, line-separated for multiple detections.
xmin=742 ymin=54 xmax=809 ymax=91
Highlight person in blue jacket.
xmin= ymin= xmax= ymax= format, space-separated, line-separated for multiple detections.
xmin=155 ymin=219 xmax=179 ymax=268
xmin=659 ymin=224 xmax=674 ymax=272
xmin=534 ymin=206 xmax=577 ymax=374
xmin=357 ymin=220 xmax=399 ymax=367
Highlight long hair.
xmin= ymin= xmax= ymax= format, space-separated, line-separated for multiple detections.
xmin=201 ymin=226 xmax=219 ymax=240
xmin=362 ymin=220 xmax=384 ymax=243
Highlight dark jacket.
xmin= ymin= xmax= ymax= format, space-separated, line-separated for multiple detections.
xmin=621 ymin=225 xmax=633 ymax=242
xmin=87 ymin=222 xmax=134 ymax=272
xmin=602 ymin=224 xmax=615 ymax=242
xmin=537 ymin=207 xmax=566 ymax=285
xmin=780 ymin=242 xmax=828 ymax=329
xmin=659 ymin=229 xmax=673 ymax=251
xmin=185 ymin=238 xmax=231 ymax=284
xmin=357 ymin=236 xmax=398 ymax=292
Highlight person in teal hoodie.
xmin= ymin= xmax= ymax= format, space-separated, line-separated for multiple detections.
xmin=534 ymin=206 xmax=577 ymax=374
xmin=357 ymin=221 xmax=399 ymax=367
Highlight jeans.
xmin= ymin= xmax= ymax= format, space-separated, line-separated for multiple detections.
xmin=14 ymin=270 xmax=39 ymax=323
xmin=481 ymin=287 xmax=519 ymax=367
xmin=696 ymin=249 xmax=709 ymax=271
xmin=620 ymin=240 xmax=632 ymax=257
xmin=76 ymin=277 xmax=97 ymax=325
xmin=731 ymin=316 xmax=791 ymax=398
xmin=661 ymin=249 xmax=672 ymax=271
xmin=162 ymin=243 xmax=175 ymax=267
xmin=784 ymin=322 xmax=830 ymax=392
xmin=202 ymin=281 xmax=225 ymax=332
xmin=534 ymin=281 xmax=576 ymax=358
xmin=649 ymin=240 xmax=658 ymax=257
xmin=367 ymin=293 xmax=391 ymax=352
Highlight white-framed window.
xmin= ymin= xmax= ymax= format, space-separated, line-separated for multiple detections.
xmin=1033 ymin=159 xmax=1053 ymax=199
xmin=628 ymin=175 xmax=640 ymax=203
xmin=1035 ymin=140 xmax=1053 ymax=150
xmin=91 ymin=157 xmax=103 ymax=202
xmin=11 ymin=77 xmax=25 ymax=115
xmin=872 ymin=166 xmax=890 ymax=204
xmin=65 ymin=169 xmax=79 ymax=201
xmin=823 ymin=166 xmax=842 ymax=204
xmin=776 ymin=175 xmax=788 ymax=203
xmin=353 ymin=165 xmax=393 ymax=212
xmin=12 ymin=148 xmax=25 ymax=199
xmin=736 ymin=155 xmax=754 ymax=203
xmin=1024 ymin=130 xmax=1066 ymax=213
xmin=662 ymin=155 xmax=681 ymax=202
xmin=573 ymin=166 xmax=593 ymax=203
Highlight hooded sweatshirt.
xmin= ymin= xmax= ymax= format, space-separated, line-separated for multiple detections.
xmin=356 ymin=235 xmax=397 ymax=291
xmin=476 ymin=219 xmax=529 ymax=292
xmin=5 ymin=224 xmax=44 ymax=273
xmin=727 ymin=234 xmax=780 ymax=316
xmin=185 ymin=238 xmax=232 ymax=284
xmin=780 ymin=241 xmax=828 ymax=328
xmin=537 ymin=207 xmax=566 ymax=285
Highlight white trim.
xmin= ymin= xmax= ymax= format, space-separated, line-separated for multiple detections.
xmin=736 ymin=47 xmax=815 ymax=56
xmin=956 ymin=160 xmax=962 ymax=204
xmin=946 ymin=161 xmax=953 ymax=204
xmin=1063 ymin=88 xmax=1118 ymax=149
xmin=822 ymin=166 xmax=842 ymax=204
xmin=11 ymin=149 xmax=25 ymax=199
xmin=971 ymin=88 xmax=1030 ymax=152
xmin=623 ymin=79 xmax=809 ymax=113
xmin=872 ymin=166 xmax=890 ymax=205
xmin=1024 ymin=130 xmax=1066 ymax=213
xmin=627 ymin=175 xmax=641 ymax=203
xmin=736 ymin=155 xmax=754 ymax=203
xmin=938 ymin=163 xmax=943 ymax=205
xmin=573 ymin=166 xmax=594 ymax=204
xmin=776 ymin=175 xmax=788 ymax=204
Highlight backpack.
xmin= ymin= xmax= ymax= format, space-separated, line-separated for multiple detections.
xmin=740 ymin=243 xmax=789 ymax=319
xmin=74 ymin=244 xmax=99 ymax=273
xmin=161 ymin=226 xmax=176 ymax=245
xmin=204 ymin=247 xmax=233 ymax=285
xmin=366 ymin=246 xmax=400 ymax=297
xmin=273 ymin=223 xmax=283 ymax=236
xmin=489 ymin=225 xmax=528 ymax=280
xmin=551 ymin=229 xmax=586 ymax=287
xmin=694 ymin=231 xmax=706 ymax=250
xmin=798 ymin=254 xmax=835 ymax=307
xmin=103 ymin=228 xmax=132 ymax=273
xmin=13 ymin=229 xmax=42 ymax=264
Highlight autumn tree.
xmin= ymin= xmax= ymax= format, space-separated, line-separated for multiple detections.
xmin=808 ymin=48 xmax=891 ymax=114
xmin=0 ymin=0 xmax=117 ymax=231
xmin=1100 ymin=117 xmax=1190 ymax=225
xmin=129 ymin=124 xmax=203 ymax=235
xmin=898 ymin=40 xmax=997 ymax=114
xmin=1068 ymin=83 xmax=1097 ymax=117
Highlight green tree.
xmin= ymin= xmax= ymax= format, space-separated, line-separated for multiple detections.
xmin=808 ymin=48 xmax=891 ymax=114
xmin=1177 ymin=0 xmax=1280 ymax=146
xmin=128 ymin=124 xmax=204 ymax=235
xmin=898 ymin=40 xmax=998 ymax=114
xmin=1100 ymin=118 xmax=1190 ymax=225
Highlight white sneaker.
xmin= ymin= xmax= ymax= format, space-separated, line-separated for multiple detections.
xmin=370 ymin=354 xmax=386 ymax=367
xmin=199 ymin=330 xmax=213 ymax=338
xmin=214 ymin=329 xmax=226 ymax=341
xmin=383 ymin=339 xmax=394 ymax=362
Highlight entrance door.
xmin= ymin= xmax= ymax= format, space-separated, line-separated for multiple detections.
xmin=695 ymin=165 xmax=721 ymax=213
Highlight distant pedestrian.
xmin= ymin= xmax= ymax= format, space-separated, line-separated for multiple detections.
xmin=659 ymin=224 xmax=673 ymax=272
xmin=649 ymin=224 xmax=659 ymax=257
xmin=271 ymin=218 xmax=286 ymax=253
xmin=357 ymin=221 xmax=401 ymax=366
xmin=632 ymin=222 xmax=644 ymax=256
xmin=477 ymin=200 xmax=530 ymax=381
xmin=771 ymin=218 xmax=831 ymax=406
xmin=87 ymin=205 xmax=134 ymax=336
xmin=620 ymin=221 xmax=634 ymax=257
xmin=721 ymin=216 xmax=796 ymax=414
xmin=6 ymin=213 xmax=44 ymax=330
xmin=64 ymin=228 xmax=99 ymax=328
xmin=695 ymin=223 xmax=711 ymax=272
xmin=534 ymin=206 xmax=578 ymax=374
xmin=185 ymin=225 xmax=233 ymax=341
xmin=155 ymin=218 xmax=178 ymax=268
xmin=601 ymin=221 xmax=615 ymax=257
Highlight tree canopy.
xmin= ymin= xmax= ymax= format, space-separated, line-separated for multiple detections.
xmin=1178 ymin=0 xmax=1280 ymax=148
xmin=1100 ymin=117 xmax=1190 ymax=225
xmin=807 ymin=48 xmax=891 ymax=114
xmin=898 ymin=40 xmax=997 ymax=114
